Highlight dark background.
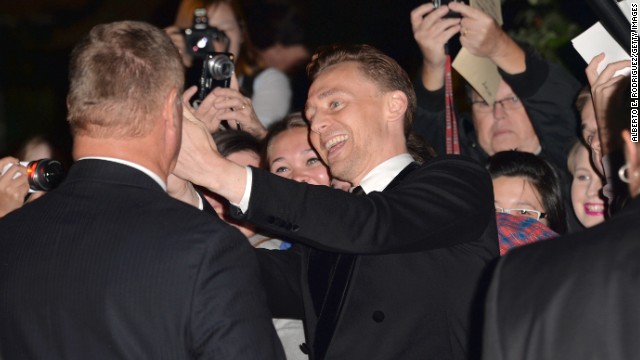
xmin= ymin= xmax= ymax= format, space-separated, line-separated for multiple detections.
xmin=0 ymin=0 xmax=597 ymax=160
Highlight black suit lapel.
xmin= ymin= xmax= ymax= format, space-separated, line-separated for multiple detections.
xmin=312 ymin=162 xmax=421 ymax=359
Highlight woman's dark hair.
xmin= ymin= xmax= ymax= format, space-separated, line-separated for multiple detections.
xmin=212 ymin=129 xmax=261 ymax=159
xmin=261 ymin=112 xmax=309 ymax=164
xmin=487 ymin=151 xmax=567 ymax=234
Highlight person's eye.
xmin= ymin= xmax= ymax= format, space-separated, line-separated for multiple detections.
xmin=509 ymin=96 xmax=520 ymax=104
xmin=307 ymin=157 xmax=320 ymax=165
xmin=518 ymin=209 xmax=537 ymax=217
xmin=274 ymin=166 xmax=289 ymax=174
xmin=329 ymin=100 xmax=342 ymax=109
xmin=576 ymin=174 xmax=590 ymax=181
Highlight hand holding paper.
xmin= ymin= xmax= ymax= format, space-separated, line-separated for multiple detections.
xmin=572 ymin=22 xmax=631 ymax=77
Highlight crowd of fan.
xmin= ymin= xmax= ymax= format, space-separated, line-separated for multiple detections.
xmin=0 ymin=0 xmax=635 ymax=359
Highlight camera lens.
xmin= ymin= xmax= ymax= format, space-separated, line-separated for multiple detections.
xmin=20 ymin=159 xmax=66 ymax=192
xmin=206 ymin=54 xmax=235 ymax=80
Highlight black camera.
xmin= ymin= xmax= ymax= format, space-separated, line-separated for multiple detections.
xmin=20 ymin=159 xmax=66 ymax=193
xmin=183 ymin=8 xmax=236 ymax=107
xmin=432 ymin=0 xmax=464 ymax=18
xmin=183 ymin=8 xmax=231 ymax=59
xmin=195 ymin=52 xmax=235 ymax=107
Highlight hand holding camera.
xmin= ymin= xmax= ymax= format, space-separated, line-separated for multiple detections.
xmin=1 ymin=159 xmax=66 ymax=193
xmin=182 ymin=79 xmax=266 ymax=140
xmin=410 ymin=2 xmax=462 ymax=90
xmin=0 ymin=157 xmax=30 ymax=217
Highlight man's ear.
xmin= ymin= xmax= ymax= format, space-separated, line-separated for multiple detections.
xmin=385 ymin=90 xmax=408 ymax=123
xmin=163 ymin=88 xmax=180 ymax=130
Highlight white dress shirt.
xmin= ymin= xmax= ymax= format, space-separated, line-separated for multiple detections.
xmin=234 ymin=153 xmax=415 ymax=212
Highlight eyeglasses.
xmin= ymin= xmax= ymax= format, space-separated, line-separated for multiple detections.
xmin=495 ymin=207 xmax=547 ymax=220
xmin=471 ymin=96 xmax=522 ymax=114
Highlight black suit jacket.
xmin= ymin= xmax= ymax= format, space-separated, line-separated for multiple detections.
xmin=483 ymin=197 xmax=640 ymax=360
xmin=233 ymin=156 xmax=499 ymax=359
xmin=0 ymin=159 xmax=284 ymax=359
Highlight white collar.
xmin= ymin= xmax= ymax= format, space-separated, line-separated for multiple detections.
xmin=353 ymin=153 xmax=414 ymax=194
xmin=77 ymin=157 xmax=167 ymax=191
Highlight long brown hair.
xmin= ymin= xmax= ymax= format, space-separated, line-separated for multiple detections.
xmin=174 ymin=0 xmax=261 ymax=78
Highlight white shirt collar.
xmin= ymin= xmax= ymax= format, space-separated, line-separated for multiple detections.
xmin=354 ymin=153 xmax=415 ymax=194
xmin=77 ymin=157 xmax=167 ymax=191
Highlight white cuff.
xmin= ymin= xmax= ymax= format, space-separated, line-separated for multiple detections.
xmin=230 ymin=166 xmax=252 ymax=213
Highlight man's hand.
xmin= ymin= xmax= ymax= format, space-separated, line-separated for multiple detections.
xmin=174 ymin=106 xmax=248 ymax=205
xmin=0 ymin=157 xmax=29 ymax=218
xmin=586 ymin=54 xmax=631 ymax=155
xmin=449 ymin=2 xmax=525 ymax=74
xmin=411 ymin=3 xmax=461 ymax=91
xmin=174 ymin=103 xmax=222 ymax=185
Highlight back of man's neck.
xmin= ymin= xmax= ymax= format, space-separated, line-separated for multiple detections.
xmin=73 ymin=135 xmax=169 ymax=181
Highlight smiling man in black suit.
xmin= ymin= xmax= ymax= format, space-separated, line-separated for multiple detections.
xmin=175 ymin=44 xmax=499 ymax=360
xmin=0 ymin=20 xmax=284 ymax=359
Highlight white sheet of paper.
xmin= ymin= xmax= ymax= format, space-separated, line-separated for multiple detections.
xmin=571 ymin=22 xmax=631 ymax=76
xmin=618 ymin=0 xmax=632 ymax=24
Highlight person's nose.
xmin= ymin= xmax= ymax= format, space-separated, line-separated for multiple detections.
xmin=310 ymin=113 xmax=329 ymax=135
xmin=492 ymin=101 xmax=507 ymax=120
xmin=292 ymin=169 xmax=310 ymax=184
xmin=586 ymin=177 xmax=600 ymax=197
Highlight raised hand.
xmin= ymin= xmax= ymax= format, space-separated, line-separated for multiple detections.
xmin=182 ymin=81 xmax=267 ymax=139
xmin=411 ymin=3 xmax=461 ymax=90
xmin=449 ymin=2 xmax=525 ymax=74
xmin=586 ymin=54 xmax=631 ymax=155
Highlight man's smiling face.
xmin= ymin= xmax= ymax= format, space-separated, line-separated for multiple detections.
xmin=305 ymin=61 xmax=387 ymax=185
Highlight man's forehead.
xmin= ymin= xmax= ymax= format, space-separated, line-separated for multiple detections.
xmin=308 ymin=88 xmax=349 ymax=102
xmin=310 ymin=61 xmax=364 ymax=86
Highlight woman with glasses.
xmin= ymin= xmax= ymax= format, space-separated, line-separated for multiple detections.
xmin=487 ymin=151 xmax=566 ymax=253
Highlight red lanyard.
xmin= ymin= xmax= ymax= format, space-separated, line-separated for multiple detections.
xmin=444 ymin=54 xmax=460 ymax=155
